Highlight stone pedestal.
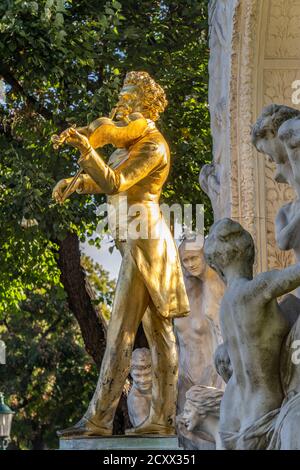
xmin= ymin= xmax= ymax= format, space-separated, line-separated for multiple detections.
xmin=59 ymin=436 xmax=181 ymax=451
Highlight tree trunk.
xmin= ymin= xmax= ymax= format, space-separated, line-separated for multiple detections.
xmin=57 ymin=232 xmax=106 ymax=366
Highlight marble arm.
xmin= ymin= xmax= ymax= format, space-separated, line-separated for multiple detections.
xmin=256 ymin=264 xmax=300 ymax=302
xmin=275 ymin=206 xmax=300 ymax=251
xmin=199 ymin=163 xmax=220 ymax=196
xmin=78 ymin=142 xmax=162 ymax=195
xmin=208 ymin=173 xmax=220 ymax=194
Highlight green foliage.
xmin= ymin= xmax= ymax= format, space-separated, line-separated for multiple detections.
xmin=0 ymin=286 xmax=99 ymax=449
xmin=0 ymin=0 xmax=211 ymax=448
xmin=0 ymin=0 xmax=212 ymax=240
xmin=81 ymin=254 xmax=115 ymax=321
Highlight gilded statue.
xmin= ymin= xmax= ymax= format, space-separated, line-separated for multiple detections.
xmin=52 ymin=71 xmax=190 ymax=437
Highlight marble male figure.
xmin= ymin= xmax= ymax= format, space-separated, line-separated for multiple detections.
xmin=204 ymin=218 xmax=300 ymax=450
xmin=127 ymin=348 xmax=152 ymax=428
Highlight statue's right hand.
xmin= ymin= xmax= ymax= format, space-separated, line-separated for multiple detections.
xmin=52 ymin=177 xmax=81 ymax=204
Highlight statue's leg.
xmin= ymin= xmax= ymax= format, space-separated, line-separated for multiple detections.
xmin=58 ymin=251 xmax=150 ymax=437
xmin=126 ymin=307 xmax=178 ymax=435
xmin=85 ymin=253 xmax=150 ymax=427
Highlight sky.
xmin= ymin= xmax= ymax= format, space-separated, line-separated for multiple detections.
xmin=81 ymin=234 xmax=121 ymax=280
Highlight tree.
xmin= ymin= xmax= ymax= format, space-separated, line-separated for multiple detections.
xmin=0 ymin=283 xmax=101 ymax=449
xmin=81 ymin=254 xmax=115 ymax=323
xmin=0 ymin=0 xmax=211 ymax=443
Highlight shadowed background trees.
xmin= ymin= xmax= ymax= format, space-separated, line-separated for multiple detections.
xmin=0 ymin=0 xmax=211 ymax=448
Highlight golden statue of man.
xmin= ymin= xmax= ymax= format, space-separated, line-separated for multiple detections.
xmin=52 ymin=71 xmax=190 ymax=437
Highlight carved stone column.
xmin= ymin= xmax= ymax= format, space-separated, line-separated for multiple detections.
xmin=206 ymin=0 xmax=300 ymax=272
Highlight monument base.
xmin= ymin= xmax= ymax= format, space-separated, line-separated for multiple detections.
xmin=59 ymin=435 xmax=181 ymax=450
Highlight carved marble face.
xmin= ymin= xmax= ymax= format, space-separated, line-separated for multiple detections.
xmin=255 ymin=134 xmax=292 ymax=184
xmin=214 ymin=343 xmax=232 ymax=384
xmin=255 ymin=129 xmax=292 ymax=183
xmin=278 ymin=117 xmax=300 ymax=186
xmin=131 ymin=365 xmax=152 ymax=394
xmin=181 ymin=249 xmax=206 ymax=278
xmin=182 ymin=401 xmax=202 ymax=432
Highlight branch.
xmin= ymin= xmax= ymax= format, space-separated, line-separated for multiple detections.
xmin=0 ymin=63 xmax=67 ymax=129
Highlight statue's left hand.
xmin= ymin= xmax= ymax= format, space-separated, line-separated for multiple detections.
xmin=52 ymin=127 xmax=90 ymax=153
xmin=52 ymin=177 xmax=82 ymax=204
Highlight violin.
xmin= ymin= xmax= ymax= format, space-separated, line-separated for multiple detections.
xmin=51 ymin=109 xmax=148 ymax=203
xmin=52 ymin=110 xmax=148 ymax=150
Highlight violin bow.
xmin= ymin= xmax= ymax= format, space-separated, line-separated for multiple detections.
xmin=52 ymin=107 xmax=117 ymax=204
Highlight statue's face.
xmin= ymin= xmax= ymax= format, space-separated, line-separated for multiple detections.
xmin=215 ymin=344 xmax=233 ymax=384
xmin=278 ymin=117 xmax=300 ymax=186
xmin=255 ymin=132 xmax=292 ymax=184
xmin=181 ymin=249 xmax=206 ymax=278
xmin=182 ymin=402 xmax=202 ymax=432
xmin=131 ymin=365 xmax=152 ymax=393
xmin=116 ymin=84 xmax=141 ymax=120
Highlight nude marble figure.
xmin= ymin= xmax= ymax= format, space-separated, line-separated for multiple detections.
xmin=175 ymin=236 xmax=224 ymax=415
xmin=252 ymin=104 xmax=300 ymax=298
xmin=204 ymin=218 xmax=300 ymax=450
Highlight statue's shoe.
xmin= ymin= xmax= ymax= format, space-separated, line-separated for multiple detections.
xmin=57 ymin=417 xmax=112 ymax=438
xmin=125 ymin=421 xmax=175 ymax=436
